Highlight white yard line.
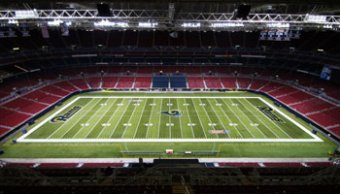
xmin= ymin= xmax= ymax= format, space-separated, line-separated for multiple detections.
xmin=157 ymin=99 xmax=163 ymax=139
xmin=188 ymin=99 xmax=208 ymax=139
xmin=183 ymin=99 xmax=196 ymax=138
xmin=143 ymin=99 xmax=156 ymax=138
xmin=132 ymin=99 xmax=149 ymax=139
xmin=78 ymin=96 xmax=260 ymax=99
xmin=257 ymin=97 xmax=322 ymax=142
xmin=0 ymin=157 xmax=330 ymax=164
xmin=121 ymin=98 xmax=141 ymax=138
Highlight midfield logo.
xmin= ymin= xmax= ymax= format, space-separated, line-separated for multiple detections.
xmin=51 ymin=106 xmax=81 ymax=123
xmin=162 ymin=110 xmax=182 ymax=117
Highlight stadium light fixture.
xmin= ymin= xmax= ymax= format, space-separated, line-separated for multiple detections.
xmin=211 ymin=22 xmax=244 ymax=28
xmin=14 ymin=10 xmax=38 ymax=19
xmin=94 ymin=20 xmax=129 ymax=27
xmin=181 ymin=22 xmax=201 ymax=28
xmin=266 ymin=23 xmax=290 ymax=28
xmin=305 ymin=14 xmax=327 ymax=23
xmin=138 ymin=22 xmax=158 ymax=28
xmin=47 ymin=20 xmax=72 ymax=27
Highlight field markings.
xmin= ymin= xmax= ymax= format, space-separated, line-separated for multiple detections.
xmin=96 ymin=98 xmax=125 ymax=138
xmin=121 ymin=98 xmax=144 ymax=138
xmin=72 ymin=98 xmax=113 ymax=138
xmin=256 ymin=97 xmax=322 ymax=141
xmin=107 ymin=99 xmax=134 ymax=138
xmin=46 ymin=98 xmax=98 ymax=139
xmin=80 ymin=99 xmax=118 ymax=138
xmin=230 ymin=99 xmax=269 ymax=138
xmin=18 ymin=95 xmax=322 ymax=143
xmin=57 ymin=99 xmax=105 ymax=139
xmin=181 ymin=98 xmax=196 ymax=138
xmin=240 ymin=99 xmax=285 ymax=138
xmin=220 ymin=99 xmax=255 ymax=138
xmin=204 ymin=99 xmax=232 ymax=138
xmin=196 ymin=99 xmax=219 ymax=138
xmin=144 ymin=99 xmax=158 ymax=138
xmin=17 ymin=97 xmax=82 ymax=141
xmin=187 ymin=99 xmax=208 ymax=138
xmin=156 ymin=98 xmax=163 ymax=139
xmin=212 ymin=99 xmax=243 ymax=138
xmin=19 ymin=138 xmax=323 ymax=143
xmin=132 ymin=99 xmax=150 ymax=139
xmin=110 ymin=98 xmax=139 ymax=138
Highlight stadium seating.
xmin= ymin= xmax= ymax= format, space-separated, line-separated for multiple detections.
xmin=169 ymin=74 xmax=187 ymax=88
xmin=187 ymin=77 xmax=205 ymax=88
xmin=204 ymin=77 xmax=223 ymax=89
xmin=220 ymin=77 xmax=237 ymax=89
xmin=152 ymin=74 xmax=169 ymax=88
xmin=115 ymin=77 xmax=135 ymax=88
xmin=134 ymin=77 xmax=152 ymax=89
xmin=102 ymin=77 xmax=118 ymax=89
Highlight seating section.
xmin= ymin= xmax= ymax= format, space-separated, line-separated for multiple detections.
xmin=170 ymin=74 xmax=187 ymax=88
xmin=69 ymin=79 xmax=89 ymax=90
xmin=87 ymin=77 xmax=102 ymax=89
xmin=152 ymin=75 xmax=169 ymax=88
xmin=116 ymin=77 xmax=135 ymax=88
xmin=188 ymin=77 xmax=204 ymax=88
xmin=102 ymin=77 xmax=118 ymax=89
xmin=134 ymin=77 xmax=152 ymax=89
xmin=205 ymin=77 xmax=222 ymax=89
xmin=0 ymin=107 xmax=30 ymax=127
xmin=221 ymin=77 xmax=236 ymax=89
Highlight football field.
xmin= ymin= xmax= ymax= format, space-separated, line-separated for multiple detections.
xmin=18 ymin=93 xmax=320 ymax=143
xmin=1 ymin=91 xmax=335 ymax=159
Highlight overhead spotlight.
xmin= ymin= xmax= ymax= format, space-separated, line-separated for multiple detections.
xmin=181 ymin=22 xmax=201 ymax=28
xmin=138 ymin=22 xmax=158 ymax=28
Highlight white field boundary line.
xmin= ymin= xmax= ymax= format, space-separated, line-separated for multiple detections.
xmin=17 ymin=96 xmax=322 ymax=143
xmin=0 ymin=157 xmax=330 ymax=164
xmin=17 ymin=97 xmax=81 ymax=142
xmin=257 ymin=97 xmax=323 ymax=142
xmin=17 ymin=138 xmax=321 ymax=143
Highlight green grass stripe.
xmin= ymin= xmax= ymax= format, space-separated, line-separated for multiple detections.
xmin=61 ymin=99 xmax=108 ymax=138
xmin=200 ymin=99 xmax=229 ymax=138
xmin=159 ymin=98 xmax=170 ymax=138
xmin=185 ymin=98 xmax=206 ymax=138
xmin=111 ymin=98 xmax=139 ymax=138
xmin=169 ymin=98 xmax=182 ymax=138
xmin=146 ymin=99 xmax=162 ymax=138
xmin=122 ymin=98 xmax=149 ymax=138
xmin=215 ymin=99 xmax=253 ymax=138
xmin=134 ymin=99 xmax=154 ymax=138
xmin=177 ymin=98 xmax=195 ymax=138
xmin=86 ymin=98 xmax=122 ymax=138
